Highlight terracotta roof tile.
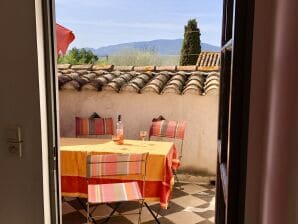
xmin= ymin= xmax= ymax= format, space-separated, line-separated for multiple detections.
xmin=114 ymin=66 xmax=134 ymax=71
xmin=177 ymin=65 xmax=197 ymax=71
xmin=134 ymin=66 xmax=156 ymax=72
xmin=92 ymin=64 xmax=114 ymax=71
xmin=196 ymin=52 xmax=220 ymax=71
xmin=71 ymin=64 xmax=93 ymax=70
xmin=58 ymin=64 xmax=220 ymax=96
xmin=57 ymin=64 xmax=71 ymax=70
xmin=156 ymin=66 xmax=177 ymax=71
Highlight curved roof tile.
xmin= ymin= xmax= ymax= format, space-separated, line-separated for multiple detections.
xmin=58 ymin=63 xmax=220 ymax=96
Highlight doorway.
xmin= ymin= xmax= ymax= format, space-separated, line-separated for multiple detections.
xmin=40 ymin=0 xmax=255 ymax=222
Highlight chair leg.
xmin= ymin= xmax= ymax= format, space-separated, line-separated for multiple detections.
xmin=173 ymin=169 xmax=184 ymax=190
xmin=102 ymin=202 xmax=121 ymax=223
xmin=87 ymin=202 xmax=90 ymax=224
xmin=77 ymin=197 xmax=86 ymax=209
xmin=76 ymin=198 xmax=97 ymax=224
xmin=138 ymin=200 xmax=145 ymax=224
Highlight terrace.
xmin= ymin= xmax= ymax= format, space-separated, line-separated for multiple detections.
xmin=59 ymin=52 xmax=219 ymax=224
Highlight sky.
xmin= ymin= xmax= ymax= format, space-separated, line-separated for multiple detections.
xmin=55 ymin=0 xmax=222 ymax=49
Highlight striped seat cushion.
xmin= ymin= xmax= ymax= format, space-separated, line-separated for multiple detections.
xmin=87 ymin=154 xmax=144 ymax=178
xmin=75 ymin=117 xmax=114 ymax=136
xmin=149 ymin=120 xmax=186 ymax=140
xmin=88 ymin=182 xmax=143 ymax=204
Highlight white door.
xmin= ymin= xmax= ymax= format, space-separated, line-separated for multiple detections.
xmin=0 ymin=0 xmax=58 ymax=223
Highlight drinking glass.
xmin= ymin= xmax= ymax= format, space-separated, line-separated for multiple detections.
xmin=139 ymin=131 xmax=147 ymax=141
xmin=112 ymin=135 xmax=120 ymax=144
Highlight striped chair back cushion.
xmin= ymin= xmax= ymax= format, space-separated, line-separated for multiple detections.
xmin=75 ymin=117 xmax=114 ymax=136
xmin=149 ymin=120 xmax=186 ymax=140
xmin=86 ymin=153 xmax=147 ymax=178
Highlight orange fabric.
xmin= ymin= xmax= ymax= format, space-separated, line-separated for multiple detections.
xmin=60 ymin=138 xmax=179 ymax=208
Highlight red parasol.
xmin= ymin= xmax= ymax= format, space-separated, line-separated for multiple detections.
xmin=56 ymin=23 xmax=75 ymax=55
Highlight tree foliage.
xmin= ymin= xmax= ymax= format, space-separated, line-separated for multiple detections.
xmin=58 ymin=47 xmax=98 ymax=64
xmin=180 ymin=19 xmax=201 ymax=65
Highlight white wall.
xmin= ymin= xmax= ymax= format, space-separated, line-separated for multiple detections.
xmin=59 ymin=90 xmax=219 ymax=175
xmin=0 ymin=0 xmax=46 ymax=223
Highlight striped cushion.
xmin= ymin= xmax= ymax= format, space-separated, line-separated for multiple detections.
xmin=149 ymin=120 xmax=186 ymax=140
xmin=75 ymin=117 xmax=113 ymax=136
xmin=88 ymin=182 xmax=143 ymax=203
xmin=87 ymin=154 xmax=144 ymax=178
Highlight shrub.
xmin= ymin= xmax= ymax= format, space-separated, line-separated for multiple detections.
xmin=58 ymin=47 xmax=98 ymax=64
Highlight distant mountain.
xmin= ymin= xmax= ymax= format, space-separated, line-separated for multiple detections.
xmin=88 ymin=39 xmax=220 ymax=56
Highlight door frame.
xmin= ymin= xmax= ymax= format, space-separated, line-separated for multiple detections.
xmin=216 ymin=0 xmax=255 ymax=223
xmin=37 ymin=0 xmax=61 ymax=223
xmin=37 ymin=0 xmax=256 ymax=222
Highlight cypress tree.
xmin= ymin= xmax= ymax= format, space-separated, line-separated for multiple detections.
xmin=180 ymin=19 xmax=201 ymax=65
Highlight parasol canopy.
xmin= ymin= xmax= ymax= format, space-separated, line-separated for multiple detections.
xmin=56 ymin=23 xmax=75 ymax=55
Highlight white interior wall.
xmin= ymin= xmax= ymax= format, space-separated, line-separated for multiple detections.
xmin=59 ymin=90 xmax=219 ymax=175
xmin=0 ymin=0 xmax=46 ymax=223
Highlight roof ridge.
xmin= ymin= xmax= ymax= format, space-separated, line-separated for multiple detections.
xmin=57 ymin=51 xmax=221 ymax=72
xmin=57 ymin=64 xmax=219 ymax=72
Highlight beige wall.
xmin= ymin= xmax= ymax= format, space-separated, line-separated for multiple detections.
xmin=59 ymin=90 xmax=219 ymax=175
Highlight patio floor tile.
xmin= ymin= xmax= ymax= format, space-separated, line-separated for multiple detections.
xmin=171 ymin=195 xmax=206 ymax=208
xmin=142 ymin=216 xmax=175 ymax=224
xmin=197 ymin=220 xmax=215 ymax=224
xmin=78 ymin=204 xmax=115 ymax=219
xmin=181 ymin=184 xmax=209 ymax=194
xmin=171 ymin=187 xmax=189 ymax=199
xmin=96 ymin=216 xmax=134 ymax=224
xmin=62 ymin=211 xmax=86 ymax=224
xmin=62 ymin=202 xmax=77 ymax=215
xmin=62 ymin=183 xmax=215 ymax=224
xmin=165 ymin=211 xmax=205 ymax=224
xmin=109 ymin=201 xmax=142 ymax=213
xmin=192 ymin=192 xmax=215 ymax=203
xmin=194 ymin=210 xmax=215 ymax=219
xmin=123 ymin=207 xmax=156 ymax=224
xmin=149 ymin=201 xmax=184 ymax=216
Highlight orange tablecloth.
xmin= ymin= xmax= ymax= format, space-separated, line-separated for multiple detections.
xmin=60 ymin=138 xmax=179 ymax=208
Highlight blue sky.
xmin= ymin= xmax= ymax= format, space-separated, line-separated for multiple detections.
xmin=55 ymin=0 xmax=222 ymax=48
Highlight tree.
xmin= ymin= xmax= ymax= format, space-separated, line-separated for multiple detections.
xmin=180 ymin=19 xmax=201 ymax=65
xmin=58 ymin=47 xmax=98 ymax=64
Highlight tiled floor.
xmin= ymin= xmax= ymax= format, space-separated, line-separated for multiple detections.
xmin=62 ymin=182 xmax=215 ymax=224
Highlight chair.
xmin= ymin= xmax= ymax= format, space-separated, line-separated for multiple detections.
xmin=75 ymin=113 xmax=114 ymax=138
xmin=86 ymin=153 xmax=149 ymax=224
xmin=149 ymin=119 xmax=186 ymax=190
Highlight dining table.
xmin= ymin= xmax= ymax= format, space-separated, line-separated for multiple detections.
xmin=60 ymin=137 xmax=180 ymax=209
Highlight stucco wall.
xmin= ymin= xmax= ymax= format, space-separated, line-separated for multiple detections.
xmin=59 ymin=90 xmax=218 ymax=175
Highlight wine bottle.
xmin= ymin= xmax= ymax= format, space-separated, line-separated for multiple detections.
xmin=116 ymin=115 xmax=124 ymax=144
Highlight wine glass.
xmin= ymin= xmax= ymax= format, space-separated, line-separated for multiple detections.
xmin=140 ymin=131 xmax=147 ymax=141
